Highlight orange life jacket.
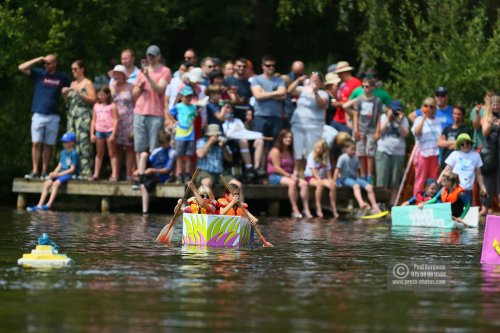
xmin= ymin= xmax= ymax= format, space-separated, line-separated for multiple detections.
xmin=440 ymin=185 xmax=464 ymax=204
xmin=217 ymin=198 xmax=248 ymax=216
xmin=184 ymin=197 xmax=216 ymax=214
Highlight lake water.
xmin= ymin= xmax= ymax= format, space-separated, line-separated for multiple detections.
xmin=1 ymin=209 xmax=499 ymax=332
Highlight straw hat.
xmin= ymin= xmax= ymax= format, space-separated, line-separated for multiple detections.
xmin=334 ymin=61 xmax=354 ymax=74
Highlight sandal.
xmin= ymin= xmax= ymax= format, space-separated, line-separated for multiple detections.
xmin=291 ymin=212 xmax=303 ymax=218
xmin=108 ymin=177 xmax=118 ymax=182
xmin=87 ymin=176 xmax=99 ymax=181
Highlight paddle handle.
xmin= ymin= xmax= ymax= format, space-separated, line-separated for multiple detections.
xmin=171 ymin=168 xmax=200 ymax=222
xmin=220 ymin=175 xmax=273 ymax=247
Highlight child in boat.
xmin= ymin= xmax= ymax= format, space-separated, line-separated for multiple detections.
xmin=418 ymin=171 xmax=470 ymax=223
xmin=333 ymin=140 xmax=382 ymax=215
xmin=183 ymin=183 xmax=217 ymax=214
xmin=401 ymin=178 xmax=438 ymax=206
xmin=26 ymin=132 xmax=80 ymax=211
xmin=304 ymin=139 xmax=339 ymax=218
xmin=218 ymin=183 xmax=259 ymax=225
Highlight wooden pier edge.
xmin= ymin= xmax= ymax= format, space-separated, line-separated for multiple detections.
xmin=12 ymin=178 xmax=391 ymax=215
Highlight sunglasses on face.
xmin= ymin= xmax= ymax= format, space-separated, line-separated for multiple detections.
xmin=436 ymin=94 xmax=447 ymax=97
xmin=71 ymin=67 xmax=79 ymax=71
xmin=423 ymin=104 xmax=436 ymax=108
xmin=263 ymin=64 xmax=276 ymax=68
xmin=201 ymin=194 xmax=209 ymax=199
xmin=236 ymin=65 xmax=247 ymax=68
xmin=362 ymin=85 xmax=372 ymax=88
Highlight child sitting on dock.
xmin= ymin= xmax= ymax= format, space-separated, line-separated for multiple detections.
xmin=183 ymin=183 xmax=217 ymax=214
xmin=27 ymin=132 xmax=80 ymax=211
xmin=333 ymin=140 xmax=381 ymax=215
xmin=138 ymin=130 xmax=177 ymax=214
xmin=218 ymin=183 xmax=258 ymax=225
xmin=401 ymin=178 xmax=438 ymax=206
xmin=304 ymin=139 xmax=339 ymax=218
xmin=419 ymin=171 xmax=470 ymax=222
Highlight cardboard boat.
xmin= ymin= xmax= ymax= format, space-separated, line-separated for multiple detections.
xmin=18 ymin=245 xmax=74 ymax=267
xmin=391 ymin=203 xmax=479 ymax=229
xmin=182 ymin=213 xmax=253 ymax=247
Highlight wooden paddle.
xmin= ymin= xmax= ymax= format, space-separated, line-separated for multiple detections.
xmin=220 ymin=175 xmax=273 ymax=247
xmin=452 ymin=216 xmax=473 ymax=228
xmin=155 ymin=168 xmax=200 ymax=244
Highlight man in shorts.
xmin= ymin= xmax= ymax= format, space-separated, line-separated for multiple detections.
xmin=18 ymin=54 xmax=70 ymax=179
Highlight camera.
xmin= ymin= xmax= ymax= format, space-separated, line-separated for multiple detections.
xmin=218 ymin=135 xmax=228 ymax=144
xmin=392 ymin=109 xmax=401 ymax=117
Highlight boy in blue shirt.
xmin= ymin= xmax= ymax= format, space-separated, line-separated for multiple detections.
xmin=27 ymin=132 xmax=80 ymax=211
xmin=139 ymin=130 xmax=177 ymax=214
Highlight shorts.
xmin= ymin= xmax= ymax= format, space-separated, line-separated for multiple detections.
xmin=143 ymin=175 xmax=159 ymax=193
xmin=95 ymin=131 xmax=112 ymax=139
xmin=31 ymin=113 xmax=60 ymax=145
xmin=291 ymin=124 xmax=323 ymax=160
xmin=175 ymin=139 xmax=195 ymax=157
xmin=51 ymin=174 xmax=72 ymax=184
xmin=356 ymin=133 xmax=376 ymax=157
xmin=268 ymin=173 xmax=282 ymax=185
xmin=133 ymin=114 xmax=164 ymax=153
xmin=196 ymin=170 xmax=235 ymax=186
xmin=375 ymin=151 xmax=404 ymax=188
xmin=252 ymin=116 xmax=282 ymax=143
xmin=341 ymin=177 xmax=370 ymax=190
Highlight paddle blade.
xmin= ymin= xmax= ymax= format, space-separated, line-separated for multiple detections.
xmin=155 ymin=222 xmax=174 ymax=244
xmin=262 ymin=240 xmax=274 ymax=247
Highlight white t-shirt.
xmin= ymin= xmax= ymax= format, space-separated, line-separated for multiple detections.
xmin=444 ymin=150 xmax=483 ymax=191
xmin=377 ymin=114 xmax=409 ymax=156
xmin=304 ymin=152 xmax=331 ymax=179
xmin=411 ymin=116 xmax=442 ymax=157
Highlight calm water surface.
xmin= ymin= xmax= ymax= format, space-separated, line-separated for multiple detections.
xmin=0 ymin=208 xmax=499 ymax=332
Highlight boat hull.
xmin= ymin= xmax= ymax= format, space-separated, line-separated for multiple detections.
xmin=391 ymin=203 xmax=478 ymax=228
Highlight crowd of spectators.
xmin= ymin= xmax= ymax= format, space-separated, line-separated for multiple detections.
xmin=18 ymin=46 xmax=499 ymax=216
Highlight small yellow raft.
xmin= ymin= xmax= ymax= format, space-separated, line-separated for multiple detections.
xmin=18 ymin=245 xmax=73 ymax=268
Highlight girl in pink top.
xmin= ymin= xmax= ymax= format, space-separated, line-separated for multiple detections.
xmin=267 ymin=129 xmax=312 ymax=218
xmin=90 ymin=87 xmax=119 ymax=181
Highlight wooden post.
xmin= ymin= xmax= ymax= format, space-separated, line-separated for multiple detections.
xmin=17 ymin=193 xmax=26 ymax=210
xmin=268 ymin=200 xmax=280 ymax=216
xmin=101 ymin=197 xmax=111 ymax=213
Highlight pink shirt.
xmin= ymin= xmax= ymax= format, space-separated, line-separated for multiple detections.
xmin=267 ymin=148 xmax=294 ymax=175
xmin=134 ymin=65 xmax=172 ymax=117
xmin=94 ymin=103 xmax=115 ymax=133
xmin=334 ymin=77 xmax=361 ymax=124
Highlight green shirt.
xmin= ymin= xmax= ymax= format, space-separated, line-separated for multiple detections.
xmin=469 ymin=107 xmax=484 ymax=148
xmin=349 ymin=87 xmax=391 ymax=106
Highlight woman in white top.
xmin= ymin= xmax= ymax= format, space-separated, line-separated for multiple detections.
xmin=411 ymin=97 xmax=442 ymax=195
xmin=288 ymin=72 xmax=329 ymax=175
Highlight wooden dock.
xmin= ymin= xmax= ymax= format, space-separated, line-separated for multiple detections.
xmin=12 ymin=178 xmax=391 ymax=215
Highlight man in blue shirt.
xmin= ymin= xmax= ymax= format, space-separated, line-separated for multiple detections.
xmin=19 ymin=54 xmax=70 ymax=180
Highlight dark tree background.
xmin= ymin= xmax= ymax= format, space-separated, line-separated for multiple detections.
xmin=0 ymin=0 xmax=498 ymax=198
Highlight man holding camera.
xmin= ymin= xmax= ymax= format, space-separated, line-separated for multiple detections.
xmin=374 ymin=100 xmax=409 ymax=205
xmin=18 ymin=54 xmax=71 ymax=180
xmin=196 ymin=124 xmax=242 ymax=190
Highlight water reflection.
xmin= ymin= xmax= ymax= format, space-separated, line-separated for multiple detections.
xmin=0 ymin=209 xmax=499 ymax=332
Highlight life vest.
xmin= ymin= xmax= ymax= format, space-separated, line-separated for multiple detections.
xmin=440 ymin=186 xmax=464 ymax=204
xmin=217 ymin=198 xmax=248 ymax=216
xmin=184 ymin=197 xmax=216 ymax=214
xmin=415 ymin=191 xmax=431 ymax=204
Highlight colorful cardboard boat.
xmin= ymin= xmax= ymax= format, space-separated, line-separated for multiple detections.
xmin=391 ymin=203 xmax=478 ymax=228
xmin=182 ymin=213 xmax=252 ymax=247
xmin=480 ymin=215 xmax=500 ymax=264
xmin=18 ymin=245 xmax=74 ymax=267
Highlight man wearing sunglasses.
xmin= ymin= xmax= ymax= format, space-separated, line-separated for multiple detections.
xmin=201 ymin=57 xmax=215 ymax=87
xmin=225 ymin=57 xmax=252 ymax=106
xmin=250 ymin=55 xmax=286 ymax=145
xmin=19 ymin=54 xmax=71 ymax=180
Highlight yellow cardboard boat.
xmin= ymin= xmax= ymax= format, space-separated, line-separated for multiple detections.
xmin=18 ymin=245 xmax=73 ymax=267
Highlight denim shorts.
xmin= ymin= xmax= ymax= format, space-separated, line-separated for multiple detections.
xmin=268 ymin=173 xmax=282 ymax=185
xmin=175 ymin=139 xmax=195 ymax=157
xmin=51 ymin=174 xmax=72 ymax=184
xmin=341 ymin=177 xmax=370 ymax=190
xmin=31 ymin=113 xmax=60 ymax=145
xmin=95 ymin=131 xmax=112 ymax=139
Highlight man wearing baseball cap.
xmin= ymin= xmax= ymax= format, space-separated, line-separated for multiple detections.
xmin=132 ymin=44 xmax=172 ymax=189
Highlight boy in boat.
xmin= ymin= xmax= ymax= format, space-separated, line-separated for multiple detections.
xmin=218 ymin=183 xmax=258 ymax=225
xmin=182 ymin=182 xmax=217 ymax=214
xmin=401 ymin=178 xmax=438 ymax=206
xmin=419 ymin=171 xmax=470 ymax=223
xmin=26 ymin=132 xmax=80 ymax=211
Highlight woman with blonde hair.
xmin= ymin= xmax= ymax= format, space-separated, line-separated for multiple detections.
xmin=480 ymin=94 xmax=500 ymax=213
xmin=411 ymin=97 xmax=442 ymax=195
xmin=304 ymin=139 xmax=339 ymax=218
